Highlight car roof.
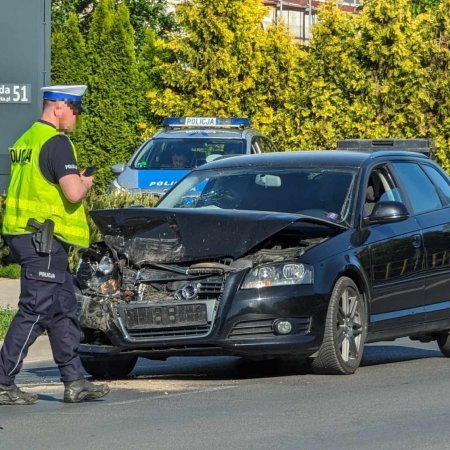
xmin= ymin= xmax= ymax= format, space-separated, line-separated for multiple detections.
xmin=153 ymin=128 xmax=260 ymax=140
xmin=193 ymin=150 xmax=429 ymax=171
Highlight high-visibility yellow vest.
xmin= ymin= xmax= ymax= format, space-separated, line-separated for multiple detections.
xmin=2 ymin=121 xmax=90 ymax=248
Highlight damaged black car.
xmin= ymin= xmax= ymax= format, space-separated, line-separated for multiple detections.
xmin=75 ymin=144 xmax=450 ymax=377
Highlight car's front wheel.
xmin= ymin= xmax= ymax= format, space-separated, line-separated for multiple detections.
xmin=437 ymin=331 xmax=450 ymax=357
xmin=81 ymin=356 xmax=138 ymax=379
xmin=311 ymin=277 xmax=367 ymax=375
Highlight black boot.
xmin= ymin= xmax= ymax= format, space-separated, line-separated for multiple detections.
xmin=0 ymin=384 xmax=38 ymax=405
xmin=64 ymin=379 xmax=110 ymax=403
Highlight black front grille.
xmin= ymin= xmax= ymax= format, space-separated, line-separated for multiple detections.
xmin=228 ymin=317 xmax=311 ymax=340
xmin=229 ymin=319 xmax=275 ymax=340
xmin=127 ymin=324 xmax=211 ymax=339
xmin=198 ymin=278 xmax=224 ymax=295
xmin=197 ymin=277 xmax=224 ymax=297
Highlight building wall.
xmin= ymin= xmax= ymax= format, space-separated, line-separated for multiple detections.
xmin=0 ymin=0 xmax=51 ymax=193
xmin=263 ymin=0 xmax=361 ymax=42
xmin=169 ymin=0 xmax=360 ymax=43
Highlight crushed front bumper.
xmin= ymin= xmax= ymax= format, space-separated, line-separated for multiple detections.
xmin=76 ymin=281 xmax=329 ymax=360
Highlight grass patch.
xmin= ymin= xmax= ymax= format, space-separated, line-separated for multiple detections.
xmin=0 ymin=264 xmax=20 ymax=279
xmin=0 ymin=307 xmax=17 ymax=340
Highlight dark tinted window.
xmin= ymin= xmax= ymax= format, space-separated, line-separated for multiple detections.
xmin=250 ymin=138 xmax=261 ymax=154
xmin=132 ymin=138 xmax=246 ymax=169
xmin=422 ymin=164 xmax=450 ymax=204
xmin=256 ymin=136 xmax=277 ymax=153
xmin=392 ymin=162 xmax=442 ymax=214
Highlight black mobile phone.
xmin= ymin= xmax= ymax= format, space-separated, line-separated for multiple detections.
xmin=83 ymin=166 xmax=97 ymax=177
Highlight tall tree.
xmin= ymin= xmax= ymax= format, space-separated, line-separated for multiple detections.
xmin=51 ymin=12 xmax=88 ymax=84
xmin=252 ymin=21 xmax=304 ymax=150
xmin=145 ymin=0 xmax=302 ymax=145
xmin=51 ymin=0 xmax=176 ymax=48
xmin=411 ymin=0 xmax=440 ymax=15
xmin=147 ymin=0 xmax=269 ymax=119
xmin=125 ymin=0 xmax=177 ymax=49
xmin=427 ymin=0 xmax=450 ymax=169
xmin=355 ymin=0 xmax=432 ymax=139
xmin=51 ymin=0 xmax=94 ymax=34
xmin=289 ymin=3 xmax=369 ymax=150
xmin=77 ymin=0 xmax=142 ymax=189
xmin=138 ymin=28 xmax=170 ymax=137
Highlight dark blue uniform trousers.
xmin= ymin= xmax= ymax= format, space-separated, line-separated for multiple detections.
xmin=0 ymin=234 xmax=84 ymax=385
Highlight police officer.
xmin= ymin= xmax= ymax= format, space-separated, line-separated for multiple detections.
xmin=0 ymin=85 xmax=109 ymax=404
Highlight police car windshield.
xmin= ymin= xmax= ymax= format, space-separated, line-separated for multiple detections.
xmin=132 ymin=139 xmax=246 ymax=170
xmin=158 ymin=167 xmax=357 ymax=226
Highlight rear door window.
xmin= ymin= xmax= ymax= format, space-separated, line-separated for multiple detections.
xmin=255 ymin=136 xmax=276 ymax=153
xmin=421 ymin=164 xmax=450 ymax=205
xmin=391 ymin=162 xmax=443 ymax=214
xmin=251 ymin=138 xmax=261 ymax=154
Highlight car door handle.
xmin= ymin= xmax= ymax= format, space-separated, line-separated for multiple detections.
xmin=411 ymin=234 xmax=422 ymax=248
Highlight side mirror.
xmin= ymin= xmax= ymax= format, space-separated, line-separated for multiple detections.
xmin=111 ymin=163 xmax=125 ymax=174
xmin=365 ymin=201 xmax=409 ymax=225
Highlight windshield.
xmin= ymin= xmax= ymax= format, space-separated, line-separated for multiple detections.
xmin=158 ymin=167 xmax=357 ymax=225
xmin=132 ymin=138 xmax=246 ymax=170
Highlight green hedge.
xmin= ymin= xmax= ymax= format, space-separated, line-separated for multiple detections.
xmin=0 ymin=264 xmax=20 ymax=279
xmin=0 ymin=307 xmax=17 ymax=340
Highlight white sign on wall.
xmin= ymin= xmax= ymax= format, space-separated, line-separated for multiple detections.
xmin=0 ymin=84 xmax=31 ymax=103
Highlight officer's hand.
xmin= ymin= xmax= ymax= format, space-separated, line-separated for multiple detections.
xmin=80 ymin=172 xmax=94 ymax=191
xmin=60 ymin=173 xmax=92 ymax=203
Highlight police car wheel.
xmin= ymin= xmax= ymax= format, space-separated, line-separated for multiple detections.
xmin=81 ymin=356 xmax=138 ymax=379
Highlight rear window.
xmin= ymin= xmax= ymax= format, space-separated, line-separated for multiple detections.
xmin=132 ymin=138 xmax=246 ymax=169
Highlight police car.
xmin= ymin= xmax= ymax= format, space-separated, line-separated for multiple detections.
xmin=110 ymin=117 xmax=277 ymax=195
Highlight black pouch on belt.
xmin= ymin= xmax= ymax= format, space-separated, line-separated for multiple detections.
xmin=27 ymin=218 xmax=55 ymax=254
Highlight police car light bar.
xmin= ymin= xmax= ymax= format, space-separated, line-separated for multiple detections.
xmin=163 ymin=117 xmax=251 ymax=128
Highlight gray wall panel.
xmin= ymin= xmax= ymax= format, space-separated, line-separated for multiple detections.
xmin=0 ymin=0 xmax=51 ymax=192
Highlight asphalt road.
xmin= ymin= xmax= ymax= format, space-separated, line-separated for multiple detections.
xmin=1 ymin=338 xmax=450 ymax=450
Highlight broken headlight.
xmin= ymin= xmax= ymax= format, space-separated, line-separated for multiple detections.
xmin=241 ymin=262 xmax=313 ymax=289
xmin=98 ymin=256 xmax=114 ymax=275
xmin=76 ymin=253 xmax=119 ymax=295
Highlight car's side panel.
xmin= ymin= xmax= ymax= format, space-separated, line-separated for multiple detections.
xmin=416 ymin=207 xmax=450 ymax=323
xmin=366 ymin=217 xmax=426 ymax=330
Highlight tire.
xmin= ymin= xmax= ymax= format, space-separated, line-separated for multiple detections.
xmin=81 ymin=356 xmax=138 ymax=379
xmin=311 ymin=277 xmax=367 ymax=375
xmin=437 ymin=331 xmax=450 ymax=357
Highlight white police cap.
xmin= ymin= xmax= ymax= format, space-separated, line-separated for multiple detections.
xmin=41 ymin=85 xmax=87 ymax=102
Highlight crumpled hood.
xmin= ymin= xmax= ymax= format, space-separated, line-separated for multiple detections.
xmin=90 ymin=208 xmax=345 ymax=265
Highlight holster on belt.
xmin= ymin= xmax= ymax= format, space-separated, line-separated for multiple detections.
xmin=27 ymin=218 xmax=55 ymax=254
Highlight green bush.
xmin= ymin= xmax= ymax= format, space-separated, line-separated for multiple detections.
xmin=0 ymin=264 xmax=20 ymax=279
xmin=0 ymin=307 xmax=17 ymax=340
